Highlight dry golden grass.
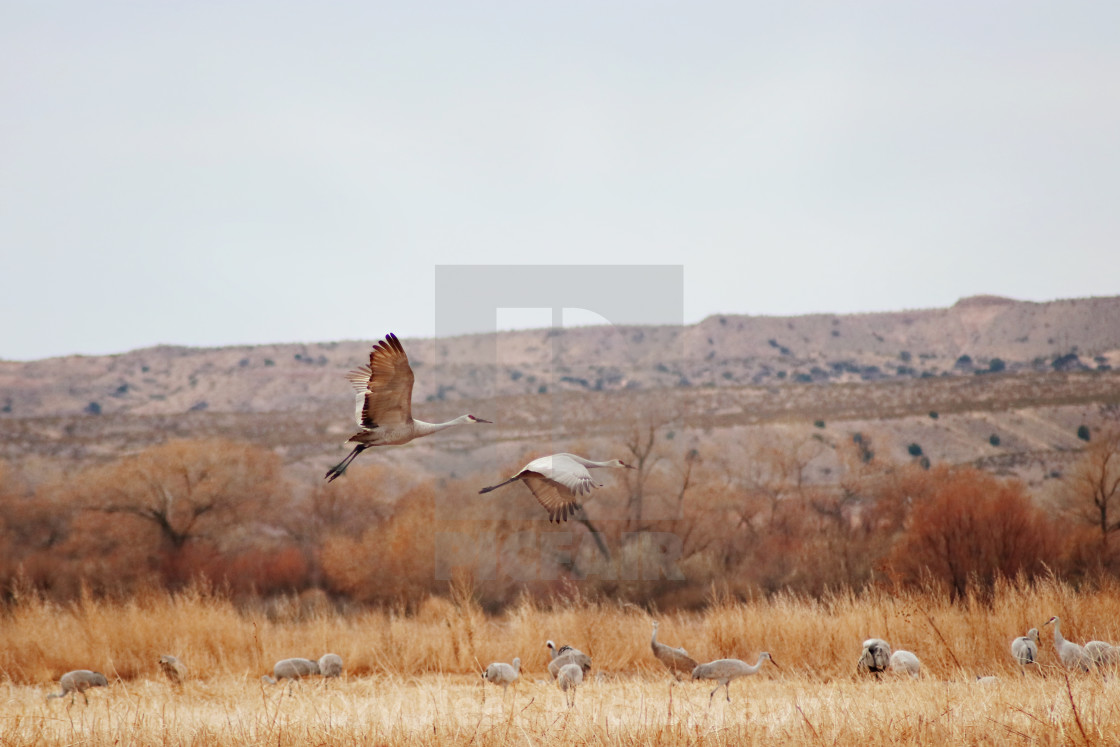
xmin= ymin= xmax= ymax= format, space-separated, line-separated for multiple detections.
xmin=5 ymin=578 xmax=1120 ymax=745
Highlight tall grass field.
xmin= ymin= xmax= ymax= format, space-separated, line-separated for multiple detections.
xmin=4 ymin=578 xmax=1120 ymax=745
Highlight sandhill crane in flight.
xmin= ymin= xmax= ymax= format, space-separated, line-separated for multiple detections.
xmin=325 ymin=333 xmax=491 ymax=481
xmin=1045 ymin=616 xmax=1091 ymax=672
xmin=650 ymin=621 xmax=698 ymax=680
xmin=691 ymin=653 xmax=775 ymax=704
xmin=479 ymin=453 xmax=634 ymax=522
xmin=1011 ymin=628 xmax=1040 ymax=673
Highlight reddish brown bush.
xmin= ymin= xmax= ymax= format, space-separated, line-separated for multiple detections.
xmin=882 ymin=466 xmax=1067 ymax=598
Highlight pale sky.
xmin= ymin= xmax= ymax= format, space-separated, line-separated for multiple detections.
xmin=2 ymin=1 xmax=1118 ymax=361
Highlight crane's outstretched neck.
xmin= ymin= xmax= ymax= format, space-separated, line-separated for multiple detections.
xmin=576 ymin=457 xmax=622 ymax=469
xmin=413 ymin=415 xmax=473 ymax=437
xmin=1051 ymin=618 xmax=1064 ymax=645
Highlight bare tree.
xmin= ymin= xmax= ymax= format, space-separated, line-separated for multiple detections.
xmin=622 ymin=422 xmax=664 ymax=530
xmin=82 ymin=439 xmax=286 ymax=552
xmin=1057 ymin=427 xmax=1120 ymax=556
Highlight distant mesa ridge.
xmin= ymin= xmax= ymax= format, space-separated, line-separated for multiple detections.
xmin=0 ymin=294 xmax=1117 ymax=420
xmin=952 ymin=295 xmax=1019 ymax=308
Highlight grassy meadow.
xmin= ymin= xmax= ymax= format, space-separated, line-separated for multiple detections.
xmin=4 ymin=579 xmax=1120 ymax=745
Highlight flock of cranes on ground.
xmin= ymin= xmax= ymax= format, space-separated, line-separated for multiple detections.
xmin=47 ymin=616 xmax=1120 ymax=706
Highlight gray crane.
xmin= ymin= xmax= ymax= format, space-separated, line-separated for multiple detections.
xmin=159 ymin=654 xmax=187 ymax=685
xmin=857 ymin=638 xmax=892 ymax=676
xmin=546 ymin=640 xmax=592 ymax=679
xmin=650 ymin=621 xmax=697 ymax=680
xmin=1045 ymin=616 xmax=1091 ymax=672
xmin=47 ymin=670 xmax=108 ymax=704
xmin=479 ymin=453 xmax=634 ymax=523
xmin=1084 ymin=640 xmax=1119 ymax=669
xmin=482 ymin=657 xmax=520 ymax=694
xmin=890 ymin=650 xmax=921 ymax=679
xmin=318 ymin=653 xmax=343 ymax=678
xmin=261 ymin=657 xmax=321 ymax=684
xmin=557 ymin=662 xmax=583 ymax=707
xmin=691 ymin=653 xmax=775 ymax=704
xmin=1011 ymin=628 xmax=1040 ymax=673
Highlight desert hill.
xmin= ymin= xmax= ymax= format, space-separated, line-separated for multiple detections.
xmin=1 ymin=294 xmax=1118 ymax=489
xmin=1 ymin=294 xmax=1118 ymax=419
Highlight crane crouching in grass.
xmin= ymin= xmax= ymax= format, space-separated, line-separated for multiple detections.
xmin=1011 ymin=628 xmax=1040 ymax=674
xmin=325 ymin=333 xmax=491 ymax=481
xmin=890 ymin=650 xmax=922 ymax=679
xmin=159 ymin=655 xmax=187 ymax=685
xmin=1085 ymin=640 xmax=1119 ymax=669
xmin=857 ymin=638 xmax=892 ymax=677
xmin=482 ymin=657 xmax=520 ymax=695
xmin=650 ymin=621 xmax=698 ymax=680
xmin=479 ymin=453 xmax=634 ymax=522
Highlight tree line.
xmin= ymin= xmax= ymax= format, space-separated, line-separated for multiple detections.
xmin=2 ymin=425 xmax=1119 ymax=610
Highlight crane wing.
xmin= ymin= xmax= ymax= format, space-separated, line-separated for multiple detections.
xmin=527 ymin=454 xmax=598 ymax=496
xmin=521 ymin=473 xmax=589 ymax=523
xmin=345 ymin=333 xmax=415 ymax=428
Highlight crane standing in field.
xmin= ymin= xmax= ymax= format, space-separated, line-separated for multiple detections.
xmin=479 ymin=453 xmax=634 ymax=522
xmin=691 ymin=653 xmax=775 ymax=704
xmin=1045 ymin=616 xmax=1091 ymax=672
xmin=557 ymin=662 xmax=583 ymax=707
xmin=650 ymin=621 xmax=698 ymax=680
xmin=261 ymin=658 xmax=321 ymax=684
xmin=1011 ymin=628 xmax=1040 ymax=674
xmin=325 ymin=333 xmax=491 ymax=481
xmin=546 ymin=640 xmax=592 ymax=679
xmin=47 ymin=670 xmax=108 ymax=704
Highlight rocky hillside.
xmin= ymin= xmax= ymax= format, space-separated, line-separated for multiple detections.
xmin=2 ymin=294 xmax=1118 ymax=491
xmin=2 ymin=295 xmax=1118 ymax=420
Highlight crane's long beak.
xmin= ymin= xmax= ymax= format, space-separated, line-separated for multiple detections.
xmin=475 ymin=417 xmax=493 ymax=423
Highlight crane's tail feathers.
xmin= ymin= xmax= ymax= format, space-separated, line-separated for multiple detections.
xmin=479 ymin=477 xmax=520 ymax=494
xmin=325 ymin=445 xmax=367 ymax=482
